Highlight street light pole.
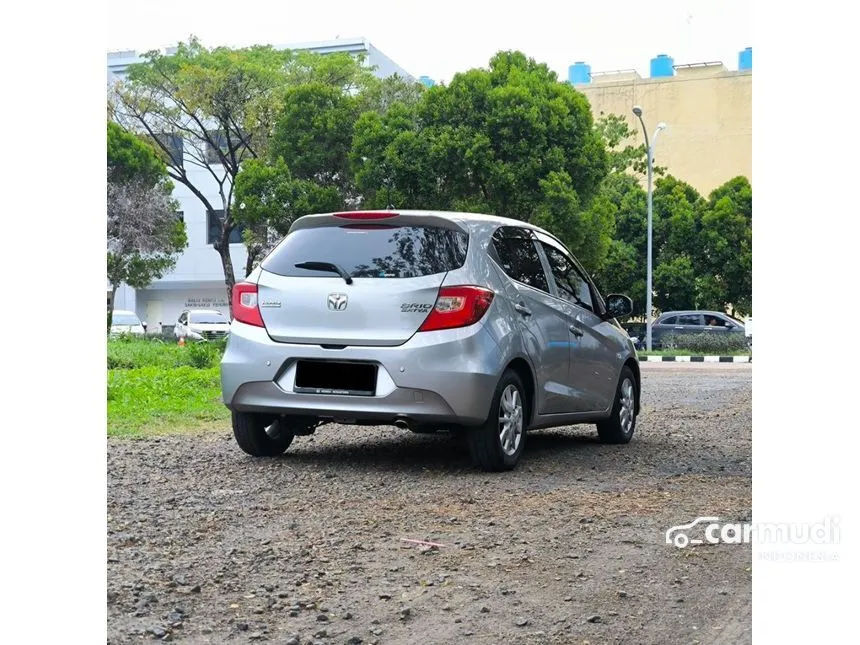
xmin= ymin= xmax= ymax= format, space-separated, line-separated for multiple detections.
xmin=632 ymin=106 xmax=666 ymax=351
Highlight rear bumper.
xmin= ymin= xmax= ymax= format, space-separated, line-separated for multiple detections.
xmin=221 ymin=321 xmax=504 ymax=426
xmin=228 ymin=381 xmax=462 ymax=425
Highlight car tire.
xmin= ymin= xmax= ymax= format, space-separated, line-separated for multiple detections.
xmin=596 ymin=366 xmax=638 ymax=444
xmin=232 ymin=411 xmax=295 ymax=457
xmin=468 ymin=369 xmax=528 ymax=472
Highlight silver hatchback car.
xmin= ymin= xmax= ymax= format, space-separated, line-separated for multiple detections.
xmin=221 ymin=210 xmax=640 ymax=471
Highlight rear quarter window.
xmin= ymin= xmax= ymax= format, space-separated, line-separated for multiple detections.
xmin=490 ymin=227 xmax=550 ymax=293
xmin=262 ymin=224 xmax=469 ymax=279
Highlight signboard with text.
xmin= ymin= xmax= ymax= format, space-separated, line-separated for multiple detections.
xmin=184 ymin=296 xmax=228 ymax=308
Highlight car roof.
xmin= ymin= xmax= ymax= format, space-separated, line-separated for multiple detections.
xmin=658 ymin=310 xmax=745 ymax=323
xmin=291 ymin=209 xmax=555 ymax=238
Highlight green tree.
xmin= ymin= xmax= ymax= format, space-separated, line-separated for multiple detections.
xmin=699 ymin=176 xmax=752 ymax=315
xmin=106 ymin=123 xmax=186 ymax=331
xmin=282 ymin=49 xmax=376 ymax=90
xmin=107 ymin=121 xmax=166 ymax=185
xmin=530 ymin=171 xmax=615 ymax=272
xmin=587 ymin=117 xmax=656 ymax=313
xmin=233 ymin=76 xmax=412 ymax=272
xmin=353 ymin=50 xmax=608 ymax=221
xmin=269 ymin=83 xmax=360 ymax=192
xmin=653 ymin=255 xmax=697 ymax=312
xmin=351 ymin=101 xmax=444 ymax=210
xmin=594 ymin=240 xmax=646 ymax=316
xmin=109 ymin=38 xmax=358 ymax=310
xmin=652 ymin=176 xmax=705 ymax=262
xmin=593 ymin=112 xmax=666 ymax=178
xmin=233 ymin=158 xmax=342 ymax=272
xmin=230 ymin=55 xmax=404 ymax=273
xmin=587 ymin=114 xmax=752 ymax=318
xmin=358 ymin=74 xmax=426 ymax=115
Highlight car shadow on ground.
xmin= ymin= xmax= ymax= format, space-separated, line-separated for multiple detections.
xmin=267 ymin=425 xmax=616 ymax=475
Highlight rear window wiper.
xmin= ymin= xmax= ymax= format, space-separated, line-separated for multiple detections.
xmin=294 ymin=261 xmax=354 ymax=285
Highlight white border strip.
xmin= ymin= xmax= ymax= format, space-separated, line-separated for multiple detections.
xmin=639 ymin=355 xmax=752 ymax=363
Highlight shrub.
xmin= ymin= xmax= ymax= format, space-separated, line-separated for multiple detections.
xmin=186 ymin=341 xmax=222 ymax=369
xmin=107 ymin=337 xmax=226 ymax=370
xmin=661 ymin=332 xmax=749 ymax=354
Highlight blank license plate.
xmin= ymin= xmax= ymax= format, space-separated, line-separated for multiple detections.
xmin=293 ymin=360 xmax=377 ymax=396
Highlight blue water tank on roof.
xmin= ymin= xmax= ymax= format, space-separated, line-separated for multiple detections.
xmin=419 ymin=75 xmax=436 ymax=88
xmin=738 ymin=47 xmax=752 ymax=71
xmin=650 ymin=54 xmax=674 ymax=78
xmin=568 ymin=61 xmax=591 ymax=85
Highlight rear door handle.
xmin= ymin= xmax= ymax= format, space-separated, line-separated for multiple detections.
xmin=514 ymin=303 xmax=532 ymax=317
xmin=569 ymin=324 xmax=584 ymax=338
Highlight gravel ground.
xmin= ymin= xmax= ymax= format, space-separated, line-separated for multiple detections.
xmin=107 ymin=364 xmax=752 ymax=645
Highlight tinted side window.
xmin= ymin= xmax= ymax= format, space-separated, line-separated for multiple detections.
xmin=540 ymin=243 xmax=593 ymax=311
xmin=661 ymin=316 xmax=678 ymax=325
xmin=491 ymin=228 xmax=550 ymax=293
xmin=678 ymin=314 xmax=703 ymax=326
xmin=705 ymin=314 xmax=733 ymax=327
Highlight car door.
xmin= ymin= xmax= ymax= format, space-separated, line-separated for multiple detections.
xmin=651 ymin=314 xmax=677 ymax=347
xmin=675 ymin=313 xmax=705 ymax=340
xmin=536 ymin=235 xmax=620 ymax=413
xmin=704 ymin=313 xmax=743 ymax=338
xmin=489 ymin=226 xmax=575 ymax=415
xmin=176 ymin=311 xmax=188 ymax=337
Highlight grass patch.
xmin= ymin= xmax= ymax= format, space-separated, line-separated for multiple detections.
xmin=108 ymin=336 xmax=225 ymax=370
xmin=107 ymin=366 xmax=229 ymax=437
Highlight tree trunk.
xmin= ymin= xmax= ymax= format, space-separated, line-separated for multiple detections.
xmin=107 ymin=283 xmax=119 ymax=333
xmin=244 ymin=249 xmax=254 ymax=279
xmin=245 ymin=245 xmax=260 ymax=278
xmin=216 ymin=240 xmax=236 ymax=318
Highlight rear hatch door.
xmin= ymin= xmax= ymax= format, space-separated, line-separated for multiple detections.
xmin=255 ymin=214 xmax=469 ymax=347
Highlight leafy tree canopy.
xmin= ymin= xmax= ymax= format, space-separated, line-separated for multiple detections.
xmin=107 ymin=121 xmax=167 ymax=187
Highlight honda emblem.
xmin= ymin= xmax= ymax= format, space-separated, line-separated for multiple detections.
xmin=328 ymin=293 xmax=348 ymax=311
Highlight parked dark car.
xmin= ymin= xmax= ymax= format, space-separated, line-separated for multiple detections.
xmin=621 ymin=322 xmax=646 ymax=350
xmin=650 ymin=310 xmax=746 ymax=348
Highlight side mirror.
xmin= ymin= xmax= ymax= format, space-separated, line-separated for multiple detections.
xmin=603 ymin=294 xmax=633 ymax=320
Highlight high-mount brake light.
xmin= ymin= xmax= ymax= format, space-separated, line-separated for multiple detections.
xmin=333 ymin=211 xmax=399 ymax=220
xmin=232 ymin=282 xmax=264 ymax=327
xmin=419 ymin=286 xmax=494 ymax=332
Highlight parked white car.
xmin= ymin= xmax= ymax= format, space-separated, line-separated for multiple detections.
xmin=110 ymin=310 xmax=146 ymax=337
xmin=174 ymin=309 xmax=231 ymax=341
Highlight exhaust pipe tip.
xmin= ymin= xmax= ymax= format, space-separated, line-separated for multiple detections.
xmin=394 ymin=417 xmax=412 ymax=430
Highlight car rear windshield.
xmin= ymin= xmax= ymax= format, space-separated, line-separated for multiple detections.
xmin=261 ymin=224 xmax=469 ymax=279
xmin=113 ymin=314 xmax=140 ymax=325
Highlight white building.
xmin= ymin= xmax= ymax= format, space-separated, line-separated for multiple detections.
xmin=107 ymin=37 xmax=415 ymax=333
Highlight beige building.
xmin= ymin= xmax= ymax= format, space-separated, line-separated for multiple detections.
xmin=573 ymin=57 xmax=751 ymax=197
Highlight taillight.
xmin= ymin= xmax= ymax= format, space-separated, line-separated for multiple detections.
xmin=232 ymin=282 xmax=264 ymax=327
xmin=419 ymin=286 xmax=494 ymax=332
xmin=334 ymin=211 xmax=399 ymax=220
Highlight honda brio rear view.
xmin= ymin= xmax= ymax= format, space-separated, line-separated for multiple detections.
xmin=221 ymin=210 xmax=640 ymax=471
